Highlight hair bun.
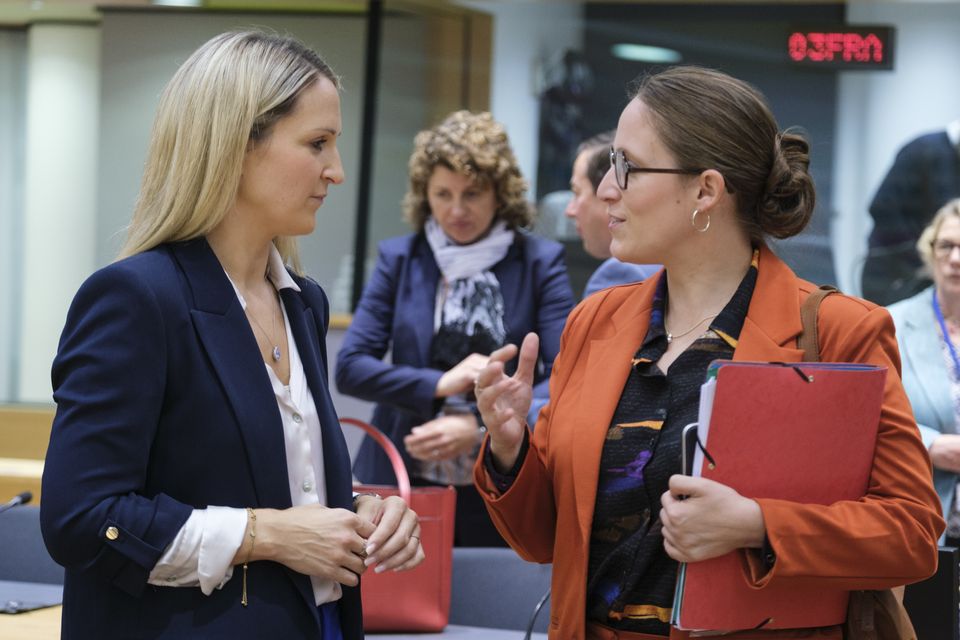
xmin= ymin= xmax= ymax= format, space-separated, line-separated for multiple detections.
xmin=756 ymin=131 xmax=816 ymax=239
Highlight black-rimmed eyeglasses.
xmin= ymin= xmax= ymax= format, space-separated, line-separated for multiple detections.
xmin=610 ymin=148 xmax=704 ymax=190
xmin=933 ymin=240 xmax=960 ymax=260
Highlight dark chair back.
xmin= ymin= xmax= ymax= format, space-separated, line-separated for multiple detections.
xmin=0 ymin=505 xmax=64 ymax=584
xmin=903 ymin=546 xmax=959 ymax=640
xmin=449 ymin=547 xmax=551 ymax=633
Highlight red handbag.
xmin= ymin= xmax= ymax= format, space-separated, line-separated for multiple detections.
xmin=340 ymin=417 xmax=457 ymax=633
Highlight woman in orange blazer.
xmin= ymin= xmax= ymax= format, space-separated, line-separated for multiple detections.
xmin=472 ymin=66 xmax=944 ymax=640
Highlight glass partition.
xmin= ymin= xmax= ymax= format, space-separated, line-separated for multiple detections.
xmin=357 ymin=0 xmax=492 ymax=309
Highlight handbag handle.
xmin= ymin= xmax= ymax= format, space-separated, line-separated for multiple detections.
xmin=340 ymin=417 xmax=412 ymax=503
xmin=797 ymin=284 xmax=838 ymax=362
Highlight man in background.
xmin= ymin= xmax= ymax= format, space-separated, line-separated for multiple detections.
xmin=527 ymin=132 xmax=660 ymax=425
xmin=567 ymin=131 xmax=659 ymax=297
xmin=862 ymin=121 xmax=960 ymax=305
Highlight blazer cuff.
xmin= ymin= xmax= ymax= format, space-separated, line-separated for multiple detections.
xmin=740 ymin=535 xmax=777 ymax=588
xmin=94 ymin=495 xmax=194 ymax=597
xmin=482 ymin=429 xmax=530 ymax=494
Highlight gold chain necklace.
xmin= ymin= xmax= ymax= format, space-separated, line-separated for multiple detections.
xmin=665 ymin=313 xmax=719 ymax=344
xmin=246 ymin=291 xmax=283 ymax=362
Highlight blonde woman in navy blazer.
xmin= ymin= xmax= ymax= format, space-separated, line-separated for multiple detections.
xmin=888 ymin=198 xmax=960 ymax=540
xmin=40 ymin=32 xmax=422 ymax=640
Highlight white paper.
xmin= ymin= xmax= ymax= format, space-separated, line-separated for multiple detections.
xmin=691 ymin=377 xmax=716 ymax=478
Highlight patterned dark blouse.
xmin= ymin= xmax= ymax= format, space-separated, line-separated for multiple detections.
xmin=585 ymin=251 xmax=759 ymax=635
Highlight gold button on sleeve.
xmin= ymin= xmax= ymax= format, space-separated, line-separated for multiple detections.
xmin=105 ymin=526 xmax=119 ymax=541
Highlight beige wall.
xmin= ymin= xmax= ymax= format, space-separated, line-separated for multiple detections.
xmin=0 ymin=29 xmax=26 ymax=400
xmin=96 ymin=11 xmax=369 ymax=304
xmin=18 ymin=25 xmax=100 ymax=402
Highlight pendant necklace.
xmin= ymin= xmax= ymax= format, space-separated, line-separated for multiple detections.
xmin=247 ymin=292 xmax=283 ymax=362
xmin=665 ymin=313 xmax=719 ymax=344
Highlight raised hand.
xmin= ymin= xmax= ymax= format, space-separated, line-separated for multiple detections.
xmin=435 ymin=353 xmax=490 ymax=398
xmin=474 ymin=332 xmax=539 ymax=472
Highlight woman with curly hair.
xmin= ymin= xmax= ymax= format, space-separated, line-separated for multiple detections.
xmin=336 ymin=110 xmax=575 ymax=546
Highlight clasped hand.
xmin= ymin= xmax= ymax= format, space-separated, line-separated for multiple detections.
xmin=260 ymin=496 xmax=423 ymax=586
xmin=929 ymin=434 xmax=960 ymax=473
xmin=659 ymin=474 xmax=766 ymax=563
xmin=435 ymin=353 xmax=490 ymax=398
xmin=355 ymin=495 xmax=424 ymax=574
xmin=404 ymin=413 xmax=482 ymax=461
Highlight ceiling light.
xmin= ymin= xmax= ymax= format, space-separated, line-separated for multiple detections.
xmin=152 ymin=0 xmax=203 ymax=6
xmin=611 ymin=43 xmax=682 ymax=64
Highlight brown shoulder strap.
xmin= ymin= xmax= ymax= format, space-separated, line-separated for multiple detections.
xmin=797 ymin=285 xmax=839 ymax=363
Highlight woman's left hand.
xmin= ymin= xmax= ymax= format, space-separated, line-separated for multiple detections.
xmin=403 ymin=414 xmax=482 ymax=461
xmin=660 ymin=475 xmax=766 ymax=563
xmin=355 ymin=495 xmax=425 ymax=573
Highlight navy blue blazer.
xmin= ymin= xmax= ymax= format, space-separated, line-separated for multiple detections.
xmin=335 ymin=230 xmax=574 ymax=485
xmin=40 ymin=238 xmax=363 ymax=639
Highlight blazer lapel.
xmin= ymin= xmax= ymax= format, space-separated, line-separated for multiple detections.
xmin=734 ymin=245 xmax=807 ymax=363
xmin=407 ymin=236 xmax=441 ymax=366
xmin=281 ymin=288 xmax=354 ymax=511
xmin=170 ymin=239 xmax=291 ymax=509
xmin=571 ymin=284 xmax=655 ymax=538
xmin=494 ymin=236 xmax=524 ymax=335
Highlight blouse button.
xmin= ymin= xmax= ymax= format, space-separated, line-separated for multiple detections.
xmin=302 ymin=479 xmax=313 ymax=493
xmin=292 ymin=414 xmax=303 ymax=424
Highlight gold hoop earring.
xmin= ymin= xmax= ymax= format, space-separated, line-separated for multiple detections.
xmin=691 ymin=208 xmax=710 ymax=233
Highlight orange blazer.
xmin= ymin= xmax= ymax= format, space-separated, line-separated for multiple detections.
xmin=475 ymin=246 xmax=944 ymax=640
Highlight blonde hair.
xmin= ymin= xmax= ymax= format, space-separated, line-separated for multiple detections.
xmin=402 ymin=110 xmax=533 ymax=231
xmin=119 ymin=31 xmax=339 ymax=271
xmin=917 ymin=198 xmax=960 ymax=274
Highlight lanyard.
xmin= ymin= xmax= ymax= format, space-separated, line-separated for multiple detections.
xmin=932 ymin=292 xmax=960 ymax=378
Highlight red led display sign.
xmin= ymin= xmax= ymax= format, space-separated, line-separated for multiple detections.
xmin=787 ymin=26 xmax=895 ymax=70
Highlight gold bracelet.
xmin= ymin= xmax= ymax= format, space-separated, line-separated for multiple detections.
xmin=241 ymin=507 xmax=257 ymax=607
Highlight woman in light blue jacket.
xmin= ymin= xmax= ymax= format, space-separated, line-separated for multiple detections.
xmin=888 ymin=197 xmax=960 ymax=543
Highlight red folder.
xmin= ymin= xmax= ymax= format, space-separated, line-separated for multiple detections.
xmin=672 ymin=360 xmax=887 ymax=632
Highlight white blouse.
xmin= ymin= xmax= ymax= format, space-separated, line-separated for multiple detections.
xmin=147 ymin=247 xmax=339 ymax=605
